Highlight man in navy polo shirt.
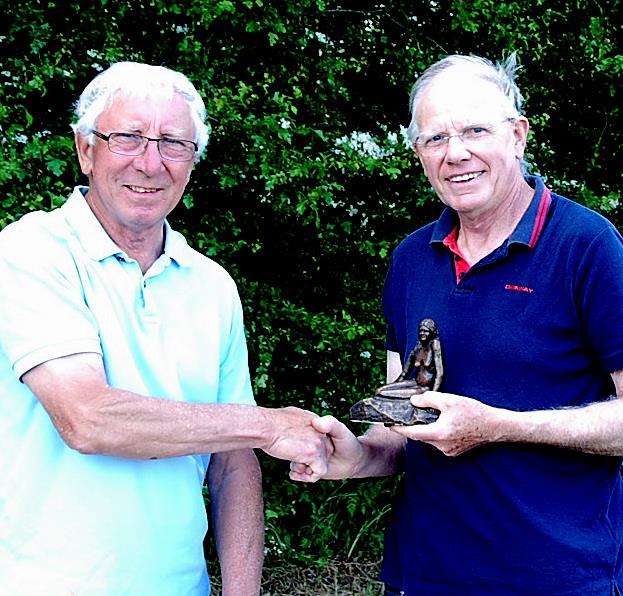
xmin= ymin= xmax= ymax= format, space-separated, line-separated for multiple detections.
xmin=291 ymin=53 xmax=623 ymax=595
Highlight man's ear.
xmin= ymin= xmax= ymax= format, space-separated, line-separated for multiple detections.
xmin=512 ymin=117 xmax=530 ymax=160
xmin=75 ymin=132 xmax=94 ymax=176
xmin=413 ymin=142 xmax=429 ymax=176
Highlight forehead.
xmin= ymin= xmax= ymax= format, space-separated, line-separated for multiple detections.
xmin=97 ymin=91 xmax=194 ymax=134
xmin=416 ymin=69 xmax=509 ymax=131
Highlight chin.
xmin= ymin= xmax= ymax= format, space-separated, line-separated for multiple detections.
xmin=444 ymin=190 xmax=488 ymax=210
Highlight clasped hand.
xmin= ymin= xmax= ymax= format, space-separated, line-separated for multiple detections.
xmin=288 ymin=391 xmax=501 ymax=482
xmin=393 ymin=390 xmax=500 ymax=456
xmin=261 ymin=407 xmax=335 ymax=481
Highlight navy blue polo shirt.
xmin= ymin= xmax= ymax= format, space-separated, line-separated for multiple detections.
xmin=380 ymin=176 xmax=623 ymax=595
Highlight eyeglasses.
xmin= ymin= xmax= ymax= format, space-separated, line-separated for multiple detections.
xmin=414 ymin=118 xmax=516 ymax=156
xmin=90 ymin=130 xmax=198 ymax=162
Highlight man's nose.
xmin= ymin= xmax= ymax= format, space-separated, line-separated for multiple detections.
xmin=133 ymin=139 xmax=165 ymax=173
xmin=445 ymin=134 xmax=471 ymax=162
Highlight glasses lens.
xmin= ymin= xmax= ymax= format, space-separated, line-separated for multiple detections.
xmin=422 ymin=135 xmax=446 ymax=154
xmin=159 ymin=139 xmax=196 ymax=161
xmin=108 ymin=133 xmax=144 ymax=155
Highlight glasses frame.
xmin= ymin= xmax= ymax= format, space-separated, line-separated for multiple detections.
xmin=90 ymin=130 xmax=198 ymax=162
xmin=414 ymin=117 xmax=517 ymax=156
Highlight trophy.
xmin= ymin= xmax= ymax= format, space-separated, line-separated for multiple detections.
xmin=350 ymin=318 xmax=442 ymax=426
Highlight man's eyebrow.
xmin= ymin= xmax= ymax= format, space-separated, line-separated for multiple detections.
xmin=112 ymin=122 xmax=189 ymax=137
xmin=160 ymin=129 xmax=190 ymax=138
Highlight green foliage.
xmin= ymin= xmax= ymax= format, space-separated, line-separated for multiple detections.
xmin=260 ymin=470 xmax=400 ymax=563
xmin=2 ymin=0 xmax=622 ymax=567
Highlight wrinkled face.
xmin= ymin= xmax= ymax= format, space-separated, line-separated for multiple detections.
xmin=76 ymin=92 xmax=195 ymax=238
xmin=413 ymin=70 xmax=529 ymax=219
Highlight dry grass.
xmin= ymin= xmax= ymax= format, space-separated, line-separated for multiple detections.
xmin=209 ymin=557 xmax=385 ymax=595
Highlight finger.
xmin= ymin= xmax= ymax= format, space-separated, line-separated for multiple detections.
xmin=390 ymin=423 xmax=437 ymax=439
xmin=307 ymin=454 xmax=328 ymax=478
xmin=289 ymin=469 xmax=319 ymax=483
xmin=289 ymin=457 xmax=321 ymax=480
xmin=290 ymin=461 xmax=308 ymax=475
xmin=410 ymin=390 xmax=444 ymax=408
xmin=289 ymin=461 xmax=313 ymax=481
xmin=322 ymin=434 xmax=335 ymax=456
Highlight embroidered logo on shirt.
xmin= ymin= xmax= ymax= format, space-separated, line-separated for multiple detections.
xmin=505 ymin=284 xmax=534 ymax=293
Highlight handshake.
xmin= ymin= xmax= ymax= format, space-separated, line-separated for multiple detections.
xmin=266 ymin=318 xmax=445 ymax=481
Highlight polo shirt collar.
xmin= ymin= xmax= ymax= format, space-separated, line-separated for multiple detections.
xmin=61 ymin=186 xmax=192 ymax=267
xmin=507 ymin=175 xmax=551 ymax=248
xmin=162 ymin=222 xmax=193 ymax=267
xmin=430 ymin=175 xmax=551 ymax=250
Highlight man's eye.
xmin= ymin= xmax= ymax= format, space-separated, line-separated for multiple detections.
xmin=162 ymin=139 xmax=184 ymax=147
xmin=114 ymin=134 xmax=143 ymax=145
xmin=426 ymin=133 xmax=446 ymax=145
xmin=465 ymin=126 xmax=489 ymax=137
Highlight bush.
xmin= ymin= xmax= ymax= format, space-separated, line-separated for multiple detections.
xmin=2 ymin=0 xmax=622 ymax=567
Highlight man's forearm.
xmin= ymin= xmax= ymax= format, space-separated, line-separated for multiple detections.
xmin=496 ymin=397 xmax=623 ymax=456
xmin=401 ymin=386 xmax=623 ymax=458
xmin=209 ymin=449 xmax=264 ymax=596
xmin=352 ymin=425 xmax=406 ymax=478
xmin=68 ymin=395 xmax=328 ymax=465
xmin=23 ymin=354 xmax=330 ymax=464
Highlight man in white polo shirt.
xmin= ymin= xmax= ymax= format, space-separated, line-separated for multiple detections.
xmin=0 ymin=62 xmax=330 ymax=596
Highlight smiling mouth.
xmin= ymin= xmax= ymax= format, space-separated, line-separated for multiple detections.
xmin=447 ymin=171 xmax=484 ymax=183
xmin=125 ymin=184 xmax=161 ymax=194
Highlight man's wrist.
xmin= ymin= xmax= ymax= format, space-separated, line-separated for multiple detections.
xmin=254 ymin=406 xmax=279 ymax=451
xmin=350 ymin=436 xmax=374 ymax=478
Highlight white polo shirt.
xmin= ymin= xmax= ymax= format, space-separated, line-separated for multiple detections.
xmin=0 ymin=187 xmax=255 ymax=595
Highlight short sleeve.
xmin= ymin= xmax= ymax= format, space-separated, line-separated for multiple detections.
xmin=216 ymin=278 xmax=255 ymax=406
xmin=0 ymin=215 xmax=101 ymax=378
xmin=574 ymin=224 xmax=623 ymax=373
xmin=382 ymin=253 xmax=399 ymax=353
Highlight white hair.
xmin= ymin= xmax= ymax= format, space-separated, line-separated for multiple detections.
xmin=407 ymin=53 xmax=524 ymax=143
xmin=71 ymin=62 xmax=210 ymax=158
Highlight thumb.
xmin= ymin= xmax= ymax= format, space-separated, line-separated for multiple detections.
xmin=312 ymin=416 xmax=359 ymax=453
xmin=312 ymin=415 xmax=345 ymax=437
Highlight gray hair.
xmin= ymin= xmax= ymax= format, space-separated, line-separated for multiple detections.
xmin=406 ymin=53 xmax=524 ymax=143
xmin=71 ymin=62 xmax=210 ymax=158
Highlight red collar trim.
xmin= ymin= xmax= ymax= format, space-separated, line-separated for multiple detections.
xmin=528 ymin=187 xmax=552 ymax=248
xmin=443 ymin=226 xmax=470 ymax=284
